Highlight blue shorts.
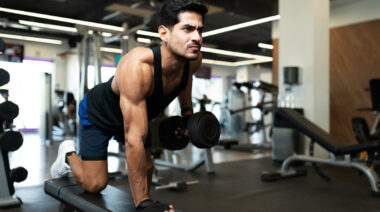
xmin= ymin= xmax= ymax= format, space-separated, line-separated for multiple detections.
xmin=78 ymin=95 xmax=151 ymax=161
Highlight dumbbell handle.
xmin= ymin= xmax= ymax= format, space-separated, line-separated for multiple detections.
xmin=174 ymin=128 xmax=187 ymax=139
xmin=155 ymin=180 xmax=199 ymax=190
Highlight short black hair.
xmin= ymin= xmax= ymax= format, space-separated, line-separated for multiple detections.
xmin=159 ymin=0 xmax=208 ymax=28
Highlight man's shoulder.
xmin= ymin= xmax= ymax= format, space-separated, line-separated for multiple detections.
xmin=126 ymin=47 xmax=154 ymax=65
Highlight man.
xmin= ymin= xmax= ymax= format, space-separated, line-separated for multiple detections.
xmin=50 ymin=0 xmax=208 ymax=211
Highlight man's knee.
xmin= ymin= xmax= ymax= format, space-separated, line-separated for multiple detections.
xmin=83 ymin=179 xmax=108 ymax=193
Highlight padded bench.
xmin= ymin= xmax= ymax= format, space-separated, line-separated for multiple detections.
xmin=44 ymin=177 xmax=136 ymax=212
xmin=262 ymin=108 xmax=380 ymax=196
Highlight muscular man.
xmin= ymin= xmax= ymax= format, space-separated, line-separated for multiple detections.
xmin=50 ymin=0 xmax=208 ymax=211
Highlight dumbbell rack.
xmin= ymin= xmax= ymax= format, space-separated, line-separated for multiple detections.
xmin=0 ymin=40 xmax=26 ymax=208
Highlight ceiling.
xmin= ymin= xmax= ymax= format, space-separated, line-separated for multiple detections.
xmin=0 ymin=0 xmax=278 ymax=65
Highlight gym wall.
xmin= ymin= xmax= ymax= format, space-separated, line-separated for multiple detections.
xmin=330 ymin=19 xmax=380 ymax=143
xmin=271 ymin=0 xmax=380 ymax=143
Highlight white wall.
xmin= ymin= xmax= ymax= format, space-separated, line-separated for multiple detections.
xmin=272 ymin=0 xmax=380 ymax=39
xmin=330 ymin=0 xmax=380 ymax=28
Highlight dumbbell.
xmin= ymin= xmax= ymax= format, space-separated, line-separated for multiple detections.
xmin=0 ymin=131 xmax=23 ymax=152
xmin=0 ymin=68 xmax=10 ymax=87
xmin=153 ymin=177 xmax=199 ymax=191
xmin=158 ymin=111 xmax=220 ymax=150
xmin=0 ymin=101 xmax=19 ymax=123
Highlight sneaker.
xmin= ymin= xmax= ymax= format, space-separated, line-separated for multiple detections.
xmin=50 ymin=140 xmax=76 ymax=178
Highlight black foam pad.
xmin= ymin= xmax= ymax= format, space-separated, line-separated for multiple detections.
xmin=0 ymin=68 xmax=10 ymax=87
xmin=0 ymin=101 xmax=19 ymax=121
xmin=44 ymin=177 xmax=137 ymax=212
xmin=0 ymin=131 xmax=23 ymax=152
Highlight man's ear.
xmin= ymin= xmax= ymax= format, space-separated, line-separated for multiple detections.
xmin=158 ymin=25 xmax=169 ymax=43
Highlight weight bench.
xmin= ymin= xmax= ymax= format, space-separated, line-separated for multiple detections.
xmin=262 ymin=108 xmax=380 ymax=196
xmin=44 ymin=177 xmax=136 ymax=212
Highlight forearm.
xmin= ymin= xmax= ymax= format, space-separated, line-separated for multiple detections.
xmin=125 ymin=136 xmax=150 ymax=206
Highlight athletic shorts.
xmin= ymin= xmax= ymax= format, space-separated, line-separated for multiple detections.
xmin=78 ymin=95 xmax=151 ymax=161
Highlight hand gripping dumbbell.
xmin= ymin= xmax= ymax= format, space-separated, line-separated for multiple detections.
xmin=158 ymin=111 xmax=220 ymax=150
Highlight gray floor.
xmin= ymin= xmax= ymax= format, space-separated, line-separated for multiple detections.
xmin=3 ymin=132 xmax=380 ymax=211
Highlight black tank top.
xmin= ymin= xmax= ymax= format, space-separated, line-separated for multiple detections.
xmin=86 ymin=46 xmax=190 ymax=134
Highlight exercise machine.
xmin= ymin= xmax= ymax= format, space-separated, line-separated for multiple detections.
xmin=262 ymin=108 xmax=380 ymax=196
xmin=218 ymin=80 xmax=277 ymax=151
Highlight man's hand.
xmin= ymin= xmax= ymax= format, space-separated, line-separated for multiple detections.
xmin=136 ymin=199 xmax=176 ymax=212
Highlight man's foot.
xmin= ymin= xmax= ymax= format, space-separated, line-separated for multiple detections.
xmin=50 ymin=140 xmax=76 ymax=178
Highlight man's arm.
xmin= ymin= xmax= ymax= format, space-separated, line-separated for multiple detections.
xmin=118 ymin=58 xmax=152 ymax=207
xmin=178 ymin=54 xmax=203 ymax=116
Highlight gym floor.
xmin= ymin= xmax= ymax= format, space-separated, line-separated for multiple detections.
xmin=4 ymin=132 xmax=380 ymax=212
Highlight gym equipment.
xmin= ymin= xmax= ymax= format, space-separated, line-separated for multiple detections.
xmin=188 ymin=111 xmax=220 ymax=148
xmin=271 ymin=108 xmax=304 ymax=162
xmin=44 ymin=177 xmax=136 ymax=212
xmin=218 ymin=81 xmax=277 ymax=151
xmin=0 ymin=68 xmax=10 ymax=87
xmin=152 ymin=176 xmax=199 ymax=191
xmin=261 ymin=108 xmax=380 ymax=196
xmin=0 ymin=101 xmax=19 ymax=122
xmin=0 ymin=69 xmax=27 ymax=208
xmin=158 ymin=116 xmax=190 ymax=150
xmin=155 ymin=99 xmax=218 ymax=174
xmin=158 ymin=112 xmax=220 ymax=150
xmin=44 ymin=177 xmax=183 ymax=212
xmin=0 ymin=131 xmax=23 ymax=152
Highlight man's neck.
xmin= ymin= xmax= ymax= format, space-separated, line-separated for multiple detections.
xmin=160 ymin=45 xmax=187 ymax=76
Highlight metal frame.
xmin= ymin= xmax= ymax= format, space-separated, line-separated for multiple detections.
xmin=154 ymin=148 xmax=215 ymax=174
xmin=278 ymin=153 xmax=380 ymax=193
xmin=0 ymin=147 xmax=21 ymax=208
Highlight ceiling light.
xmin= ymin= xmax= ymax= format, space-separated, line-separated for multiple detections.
xmin=202 ymin=59 xmax=235 ymax=66
xmin=136 ymin=30 xmax=160 ymax=38
xmin=258 ymin=43 xmax=273 ymax=50
xmin=137 ymin=37 xmax=151 ymax=44
xmin=19 ymin=20 xmax=77 ymax=32
xmin=100 ymin=47 xmax=122 ymax=54
xmin=203 ymin=15 xmax=280 ymax=37
xmin=0 ymin=7 xmax=124 ymax=32
xmin=202 ymin=58 xmax=272 ymax=67
xmin=102 ymin=32 xmax=113 ymax=37
xmin=0 ymin=33 xmax=62 ymax=45
xmin=201 ymin=47 xmax=272 ymax=60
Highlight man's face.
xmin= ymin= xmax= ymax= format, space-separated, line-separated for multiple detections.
xmin=167 ymin=11 xmax=204 ymax=60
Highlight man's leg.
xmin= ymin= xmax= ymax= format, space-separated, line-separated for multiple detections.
xmin=50 ymin=124 xmax=112 ymax=193
xmin=66 ymin=154 xmax=108 ymax=192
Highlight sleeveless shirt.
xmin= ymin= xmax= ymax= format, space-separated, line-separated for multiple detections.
xmin=86 ymin=46 xmax=190 ymax=134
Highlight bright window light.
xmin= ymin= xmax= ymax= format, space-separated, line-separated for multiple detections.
xmin=0 ymin=33 xmax=62 ymax=45
xmin=258 ymin=43 xmax=273 ymax=50
xmin=203 ymin=15 xmax=280 ymax=37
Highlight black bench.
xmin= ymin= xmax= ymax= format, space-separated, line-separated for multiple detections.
xmin=44 ymin=177 xmax=136 ymax=212
xmin=262 ymin=108 xmax=380 ymax=196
